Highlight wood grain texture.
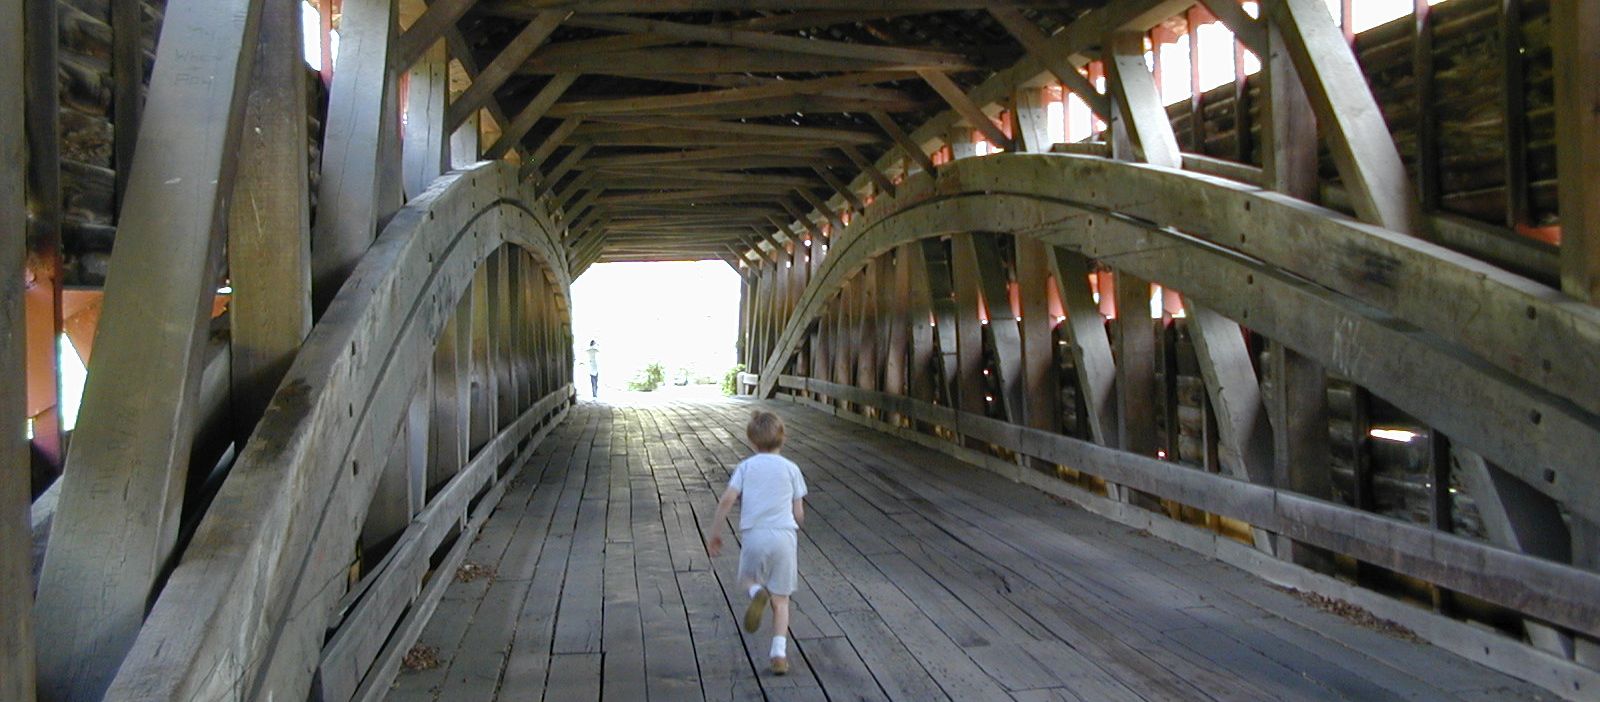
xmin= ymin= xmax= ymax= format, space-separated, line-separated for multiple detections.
xmin=389 ymin=398 xmax=1548 ymax=701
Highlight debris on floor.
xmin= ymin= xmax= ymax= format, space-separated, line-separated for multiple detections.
xmin=455 ymin=562 xmax=496 ymax=583
xmin=1280 ymin=587 xmax=1423 ymax=642
xmin=402 ymin=644 xmax=440 ymax=671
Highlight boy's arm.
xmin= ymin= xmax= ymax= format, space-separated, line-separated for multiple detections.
xmin=792 ymin=498 xmax=805 ymax=528
xmin=706 ymin=485 xmax=739 ymax=556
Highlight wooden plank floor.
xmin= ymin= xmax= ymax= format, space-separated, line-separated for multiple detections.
xmin=386 ymin=399 xmax=1551 ymax=702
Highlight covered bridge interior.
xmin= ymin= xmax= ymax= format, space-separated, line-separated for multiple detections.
xmin=3 ymin=0 xmax=1600 ymax=700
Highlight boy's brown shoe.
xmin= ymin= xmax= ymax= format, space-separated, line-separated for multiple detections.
xmin=744 ymin=587 xmax=770 ymax=633
xmin=771 ymin=657 xmax=789 ymax=675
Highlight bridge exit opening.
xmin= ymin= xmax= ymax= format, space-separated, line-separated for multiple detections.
xmin=569 ymin=260 xmax=743 ymax=402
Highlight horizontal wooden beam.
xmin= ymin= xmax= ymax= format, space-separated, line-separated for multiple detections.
xmin=562 ymin=14 xmax=975 ymax=70
xmin=579 ymin=144 xmax=835 ymax=168
xmin=583 ymin=117 xmax=883 ymax=145
xmin=549 ymin=72 xmax=911 ymax=117
xmin=486 ymin=0 xmax=1057 ymax=13
xmin=519 ymin=47 xmax=939 ymax=75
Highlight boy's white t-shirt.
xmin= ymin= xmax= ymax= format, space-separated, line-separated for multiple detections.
xmin=728 ymin=453 xmax=807 ymax=531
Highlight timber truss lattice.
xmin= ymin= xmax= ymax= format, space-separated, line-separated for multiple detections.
xmin=5 ymin=0 xmax=1600 ymax=700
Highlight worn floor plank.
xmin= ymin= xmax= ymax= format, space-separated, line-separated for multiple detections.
xmin=388 ymin=399 xmax=1549 ymax=701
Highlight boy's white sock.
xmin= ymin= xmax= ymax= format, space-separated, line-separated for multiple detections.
xmin=770 ymin=635 xmax=787 ymax=658
xmin=748 ymin=584 xmax=763 ymax=600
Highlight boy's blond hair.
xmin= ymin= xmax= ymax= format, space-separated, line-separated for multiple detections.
xmin=747 ymin=411 xmax=786 ymax=452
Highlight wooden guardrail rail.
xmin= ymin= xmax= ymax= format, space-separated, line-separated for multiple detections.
xmin=317 ymin=385 xmax=572 ymax=702
xmin=775 ymin=374 xmax=1600 ymax=641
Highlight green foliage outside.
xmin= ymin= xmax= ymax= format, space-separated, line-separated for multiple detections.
xmin=721 ymin=364 xmax=747 ymax=396
xmin=628 ymin=362 xmax=666 ymax=392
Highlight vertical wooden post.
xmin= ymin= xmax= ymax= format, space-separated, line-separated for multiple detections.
xmin=320 ymin=0 xmax=336 ymax=88
xmin=950 ymin=234 xmax=987 ymax=417
xmin=855 ymin=260 xmax=880 ymax=395
xmin=230 ymin=0 xmax=313 ymax=438
xmin=1113 ymin=272 xmax=1157 ymax=456
xmin=34 ymin=1 xmax=266 ymax=698
xmin=1263 ymin=6 xmax=1334 ymax=564
xmin=468 ymin=256 xmax=493 ymax=453
xmin=1015 ymin=236 xmax=1060 ymax=441
xmin=905 ymin=244 xmax=938 ymax=406
xmin=2 ymin=0 xmax=37 ymax=693
xmin=884 ymin=248 xmax=910 ymax=399
xmin=23 ymin=0 xmax=63 ymax=474
xmin=430 ymin=296 xmax=470 ymax=489
xmin=1266 ymin=341 xmax=1335 ymax=568
xmin=1499 ymin=0 xmax=1527 ymax=229
xmin=922 ymin=239 xmax=959 ymax=407
xmin=1412 ymin=0 xmax=1439 ymax=211
xmin=1263 ymin=21 xmax=1319 ymax=200
xmin=1187 ymin=7 xmax=1205 ymax=153
xmin=111 ymin=0 xmax=143 ymax=209
xmin=1428 ymin=431 xmax=1452 ymax=532
xmin=403 ymin=36 xmax=449 ymax=199
xmin=1553 ymin=0 xmax=1600 ymax=302
xmin=312 ymin=0 xmax=400 ymax=313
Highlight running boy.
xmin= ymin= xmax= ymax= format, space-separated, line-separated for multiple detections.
xmin=705 ymin=410 xmax=807 ymax=675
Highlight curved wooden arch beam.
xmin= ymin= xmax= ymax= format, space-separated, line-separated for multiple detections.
xmin=107 ymin=162 xmax=574 ymax=700
xmin=756 ymin=154 xmax=1600 ymax=527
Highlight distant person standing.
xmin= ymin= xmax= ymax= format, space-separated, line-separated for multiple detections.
xmin=585 ymin=340 xmax=600 ymax=398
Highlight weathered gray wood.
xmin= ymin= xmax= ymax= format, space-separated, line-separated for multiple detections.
xmin=1 ymin=0 xmax=35 ymax=694
xmin=106 ymin=162 xmax=572 ymax=700
xmin=949 ymin=234 xmax=986 ymax=417
xmin=1262 ymin=21 xmax=1318 ymax=202
xmin=403 ymin=35 xmax=449 ymax=199
xmin=391 ymin=0 xmax=474 ymax=70
xmin=34 ymin=1 xmax=266 ymax=698
xmin=312 ymin=0 xmax=400 ymax=313
xmin=989 ymin=7 xmax=1111 ymax=120
xmin=321 ymin=390 xmax=570 ymax=702
xmin=567 ymin=14 xmax=972 ymax=70
xmin=1265 ymin=342 xmax=1334 ymax=566
xmin=755 ymin=155 xmax=1600 ymax=528
xmin=1553 ymin=0 xmax=1600 ymax=303
xmin=870 ymin=111 xmax=937 ymax=177
xmin=110 ymin=0 xmax=143 ymax=207
xmin=1048 ymin=249 xmax=1116 ymax=446
xmin=1267 ymin=0 xmax=1420 ymax=234
xmin=1104 ymin=31 xmax=1180 ymax=169
xmin=445 ymin=11 xmax=567 ymax=131
xmin=1015 ymin=236 xmax=1059 ymax=437
xmin=485 ymin=72 xmax=577 ymax=160
xmin=1112 ymin=270 xmax=1155 ymax=458
xmin=1182 ymin=303 xmax=1271 ymax=485
xmin=230 ymin=0 xmax=312 ymax=437
xmin=813 ymin=164 xmax=866 ymax=213
xmin=918 ymin=69 xmax=1012 ymax=151
xmin=971 ymin=234 xmax=1025 ymax=423
xmin=784 ymin=376 xmax=1600 ymax=642
xmin=1454 ymin=450 xmax=1574 ymax=656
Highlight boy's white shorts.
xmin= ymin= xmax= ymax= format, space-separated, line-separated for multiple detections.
xmin=738 ymin=528 xmax=798 ymax=596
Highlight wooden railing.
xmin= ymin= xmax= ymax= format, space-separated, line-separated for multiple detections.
xmin=317 ymin=385 xmax=572 ymax=702
xmin=774 ymin=375 xmax=1600 ymax=641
